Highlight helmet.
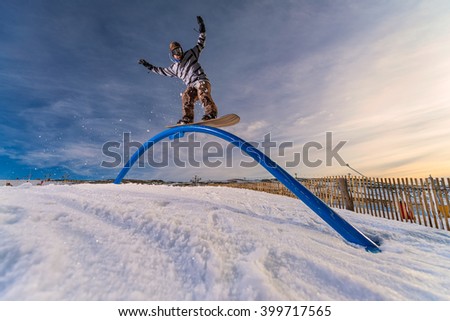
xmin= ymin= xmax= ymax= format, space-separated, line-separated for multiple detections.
xmin=169 ymin=41 xmax=183 ymax=63
xmin=169 ymin=41 xmax=182 ymax=52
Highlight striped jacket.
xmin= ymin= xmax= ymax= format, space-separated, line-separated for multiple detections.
xmin=149 ymin=33 xmax=209 ymax=87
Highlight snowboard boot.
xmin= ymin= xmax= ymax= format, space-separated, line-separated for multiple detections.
xmin=201 ymin=112 xmax=217 ymax=121
xmin=177 ymin=116 xmax=193 ymax=125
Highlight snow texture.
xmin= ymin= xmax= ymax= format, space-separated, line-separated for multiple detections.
xmin=0 ymin=183 xmax=449 ymax=300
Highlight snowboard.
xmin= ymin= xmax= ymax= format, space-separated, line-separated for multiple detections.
xmin=166 ymin=113 xmax=240 ymax=128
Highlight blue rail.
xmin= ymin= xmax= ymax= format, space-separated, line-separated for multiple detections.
xmin=114 ymin=125 xmax=381 ymax=253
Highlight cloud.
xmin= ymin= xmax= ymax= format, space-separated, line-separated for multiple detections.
xmin=2 ymin=1 xmax=450 ymax=180
xmin=269 ymin=1 xmax=450 ymax=177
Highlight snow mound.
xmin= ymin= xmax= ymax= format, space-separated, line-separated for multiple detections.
xmin=0 ymin=184 xmax=449 ymax=300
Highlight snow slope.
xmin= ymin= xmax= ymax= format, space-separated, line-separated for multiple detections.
xmin=0 ymin=183 xmax=449 ymax=300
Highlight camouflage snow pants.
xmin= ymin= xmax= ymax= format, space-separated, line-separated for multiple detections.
xmin=181 ymin=81 xmax=218 ymax=121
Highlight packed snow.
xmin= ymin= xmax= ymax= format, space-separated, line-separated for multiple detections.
xmin=0 ymin=183 xmax=449 ymax=300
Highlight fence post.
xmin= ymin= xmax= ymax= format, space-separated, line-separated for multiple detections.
xmin=338 ymin=177 xmax=355 ymax=211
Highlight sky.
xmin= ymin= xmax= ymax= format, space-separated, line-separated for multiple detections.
xmin=1 ymin=183 xmax=449 ymax=301
xmin=1 ymin=0 xmax=450 ymax=181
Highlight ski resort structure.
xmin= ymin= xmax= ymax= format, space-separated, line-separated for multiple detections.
xmin=114 ymin=125 xmax=381 ymax=253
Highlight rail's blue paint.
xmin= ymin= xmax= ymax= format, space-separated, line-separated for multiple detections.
xmin=114 ymin=125 xmax=381 ymax=253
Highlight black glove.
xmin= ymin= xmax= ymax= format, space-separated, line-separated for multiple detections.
xmin=138 ymin=59 xmax=153 ymax=69
xmin=197 ymin=16 xmax=205 ymax=33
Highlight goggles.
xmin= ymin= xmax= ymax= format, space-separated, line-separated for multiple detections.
xmin=171 ymin=47 xmax=183 ymax=57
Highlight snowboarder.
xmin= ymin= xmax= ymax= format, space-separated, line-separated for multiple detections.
xmin=139 ymin=16 xmax=218 ymax=125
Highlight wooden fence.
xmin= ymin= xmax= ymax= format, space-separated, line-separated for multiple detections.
xmin=221 ymin=176 xmax=450 ymax=231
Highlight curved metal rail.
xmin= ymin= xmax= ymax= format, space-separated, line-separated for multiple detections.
xmin=114 ymin=125 xmax=380 ymax=253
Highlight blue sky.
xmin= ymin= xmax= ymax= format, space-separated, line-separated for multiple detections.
xmin=1 ymin=0 xmax=450 ymax=181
